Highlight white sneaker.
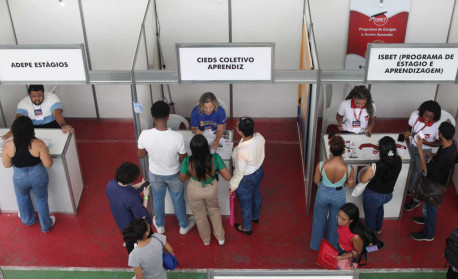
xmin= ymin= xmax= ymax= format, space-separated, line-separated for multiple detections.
xmin=18 ymin=212 xmax=20 ymax=218
xmin=218 ymin=239 xmax=225 ymax=245
xmin=50 ymin=216 xmax=56 ymax=227
xmin=179 ymin=216 xmax=195 ymax=235
xmin=204 ymin=241 xmax=210 ymax=246
xmin=153 ymin=216 xmax=165 ymax=234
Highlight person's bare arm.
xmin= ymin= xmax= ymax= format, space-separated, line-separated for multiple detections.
xmin=366 ymin=117 xmax=376 ymax=137
xmin=422 ymin=139 xmax=440 ymax=148
xmin=218 ymin=167 xmax=232 ymax=181
xmin=1 ymin=114 xmax=24 ymax=140
xmin=37 ymin=140 xmax=53 ymax=168
xmin=191 ymin=126 xmax=203 ymax=135
xmin=335 ymin=235 xmax=363 ymax=260
xmin=137 ymin=148 xmax=147 ymax=158
xmin=360 ymin=165 xmax=374 ymax=183
xmin=2 ymin=141 xmax=13 ymax=168
xmin=347 ymin=166 xmax=355 ymax=188
xmin=416 ymin=136 xmax=428 ymax=173
xmin=52 ymin=109 xmax=74 ymax=134
xmin=313 ymin=163 xmax=322 ymax=185
xmin=179 ymin=153 xmax=186 ymax=163
xmin=211 ymin=124 xmax=224 ymax=152
xmin=164 ymin=242 xmax=174 ymax=254
xmin=336 ymin=114 xmax=344 ymax=131
xmin=132 ymin=267 xmax=144 ymax=279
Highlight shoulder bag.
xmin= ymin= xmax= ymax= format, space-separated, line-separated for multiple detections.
xmin=152 ymin=236 xmax=180 ymax=270
xmin=412 ymin=174 xmax=446 ymax=207
xmin=351 ymin=163 xmax=376 ymax=197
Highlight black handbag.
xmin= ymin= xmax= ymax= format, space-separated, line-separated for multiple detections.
xmin=412 ymin=174 xmax=446 ymax=207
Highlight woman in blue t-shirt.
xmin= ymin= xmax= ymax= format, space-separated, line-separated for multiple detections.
xmin=190 ymin=92 xmax=227 ymax=152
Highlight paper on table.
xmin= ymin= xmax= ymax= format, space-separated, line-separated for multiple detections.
xmin=203 ymin=129 xmax=216 ymax=146
xmin=216 ymin=139 xmax=234 ymax=160
xmin=40 ymin=138 xmax=55 ymax=149
xmin=184 ymin=136 xmax=192 ymax=156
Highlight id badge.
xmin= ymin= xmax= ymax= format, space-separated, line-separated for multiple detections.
xmin=34 ymin=109 xmax=44 ymax=120
xmin=352 ymin=120 xmax=361 ymax=128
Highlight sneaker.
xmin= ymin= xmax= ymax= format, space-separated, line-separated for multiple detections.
xmin=218 ymin=239 xmax=225 ymax=245
xmin=412 ymin=216 xmax=425 ymax=225
xmin=404 ymin=200 xmax=421 ymax=211
xmin=410 ymin=231 xmax=434 ymax=241
xmin=179 ymin=217 xmax=195 ymax=235
xmin=43 ymin=216 xmax=56 ymax=232
xmin=153 ymin=216 xmax=165 ymax=234
xmin=204 ymin=241 xmax=210 ymax=246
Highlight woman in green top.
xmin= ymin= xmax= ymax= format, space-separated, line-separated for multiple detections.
xmin=179 ymin=134 xmax=231 ymax=246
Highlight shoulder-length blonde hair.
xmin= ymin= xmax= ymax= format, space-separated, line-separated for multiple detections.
xmin=198 ymin=92 xmax=220 ymax=114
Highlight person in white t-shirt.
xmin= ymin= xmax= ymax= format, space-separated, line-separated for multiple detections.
xmin=137 ymin=101 xmax=195 ymax=235
xmin=2 ymin=84 xmax=74 ymax=140
xmin=403 ymin=100 xmax=441 ymax=212
xmin=336 ymin=85 xmax=376 ymax=137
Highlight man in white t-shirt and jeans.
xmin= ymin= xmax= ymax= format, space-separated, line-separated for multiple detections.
xmin=403 ymin=100 xmax=441 ymax=211
xmin=137 ymin=100 xmax=195 ymax=234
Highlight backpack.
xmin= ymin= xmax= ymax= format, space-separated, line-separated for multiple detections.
xmin=445 ymin=228 xmax=458 ymax=268
xmin=357 ymin=228 xmax=384 ymax=267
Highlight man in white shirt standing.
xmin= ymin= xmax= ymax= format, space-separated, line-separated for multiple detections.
xmin=137 ymin=101 xmax=195 ymax=234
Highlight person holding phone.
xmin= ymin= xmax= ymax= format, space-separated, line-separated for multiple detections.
xmin=106 ymin=162 xmax=152 ymax=254
xmin=336 ymin=86 xmax=376 ymax=137
xmin=403 ymin=101 xmax=441 ymax=212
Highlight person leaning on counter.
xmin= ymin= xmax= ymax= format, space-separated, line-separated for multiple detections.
xmin=1 ymin=84 xmax=74 ymax=140
xmin=336 ymin=85 xmax=376 ymax=137
xmin=190 ymin=92 xmax=226 ymax=152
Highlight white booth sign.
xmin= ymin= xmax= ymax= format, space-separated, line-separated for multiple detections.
xmin=177 ymin=43 xmax=274 ymax=83
xmin=365 ymin=44 xmax=458 ymax=83
xmin=0 ymin=44 xmax=89 ymax=84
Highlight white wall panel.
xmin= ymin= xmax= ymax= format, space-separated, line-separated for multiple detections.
xmin=233 ymin=84 xmax=297 ymax=118
xmin=95 ymin=85 xmax=133 ymax=118
xmin=232 ymin=0 xmax=303 ymax=117
xmin=0 ymin=0 xmax=15 ymax=45
xmin=155 ymin=0 xmax=229 ymax=117
xmin=309 ymin=0 xmax=350 ymax=70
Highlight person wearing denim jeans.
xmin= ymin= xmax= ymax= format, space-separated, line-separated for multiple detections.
xmin=138 ymin=101 xmax=195 ymax=235
xmin=310 ymin=135 xmax=354 ymax=250
xmin=2 ymin=116 xmax=55 ymax=232
xmin=361 ymin=136 xmax=401 ymax=234
xmin=403 ymin=102 xmax=442 ymax=212
xmin=230 ymin=117 xmax=265 ymax=235
xmin=410 ymin=122 xmax=457 ymax=241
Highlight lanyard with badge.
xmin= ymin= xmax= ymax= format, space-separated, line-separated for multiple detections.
xmin=352 ymin=108 xmax=363 ymax=133
xmin=34 ymin=106 xmax=44 ymax=121
xmin=412 ymin=117 xmax=431 ymax=138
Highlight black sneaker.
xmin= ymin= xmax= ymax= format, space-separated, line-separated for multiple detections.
xmin=412 ymin=216 xmax=425 ymax=225
xmin=404 ymin=200 xmax=421 ymax=211
xmin=410 ymin=231 xmax=434 ymax=241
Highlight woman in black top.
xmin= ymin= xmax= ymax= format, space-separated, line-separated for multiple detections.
xmin=360 ymin=136 xmax=401 ymax=234
xmin=2 ymin=116 xmax=55 ymax=232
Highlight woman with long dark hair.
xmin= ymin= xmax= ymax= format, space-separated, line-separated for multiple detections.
xmin=310 ymin=135 xmax=355 ymax=250
xmin=123 ymin=218 xmax=173 ymax=279
xmin=361 ymin=136 xmax=402 ymax=234
xmin=336 ymin=85 xmax=376 ymax=136
xmin=2 ymin=116 xmax=55 ymax=232
xmin=335 ymin=203 xmax=364 ymax=263
xmin=179 ymin=134 xmax=231 ymax=245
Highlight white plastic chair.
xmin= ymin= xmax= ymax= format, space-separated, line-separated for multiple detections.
xmin=167 ymin=114 xmax=189 ymax=130
xmin=216 ymin=97 xmax=229 ymax=114
xmin=438 ymin=109 xmax=456 ymax=127
xmin=321 ymin=83 xmax=352 ymax=134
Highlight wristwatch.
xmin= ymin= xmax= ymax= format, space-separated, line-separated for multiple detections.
xmin=60 ymin=123 xmax=67 ymax=127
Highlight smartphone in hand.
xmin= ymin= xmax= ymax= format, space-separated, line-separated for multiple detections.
xmin=138 ymin=181 xmax=151 ymax=191
xmin=397 ymin=133 xmax=405 ymax=142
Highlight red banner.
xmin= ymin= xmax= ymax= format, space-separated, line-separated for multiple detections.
xmin=345 ymin=0 xmax=410 ymax=70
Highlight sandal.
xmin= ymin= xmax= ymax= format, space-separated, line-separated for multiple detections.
xmin=234 ymin=223 xmax=252 ymax=235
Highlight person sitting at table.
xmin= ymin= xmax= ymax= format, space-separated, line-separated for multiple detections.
xmin=360 ymin=136 xmax=401 ymax=235
xmin=336 ymin=85 xmax=376 ymax=137
xmin=310 ymin=135 xmax=355 ymax=251
xmin=2 ymin=116 xmax=55 ymax=232
xmin=2 ymin=85 xmax=74 ymax=140
xmin=179 ymin=134 xmax=231 ymax=246
xmin=403 ymin=100 xmax=441 ymax=212
xmin=190 ymin=92 xmax=226 ymax=152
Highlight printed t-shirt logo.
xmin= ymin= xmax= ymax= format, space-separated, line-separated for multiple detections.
xmin=200 ymin=121 xmax=204 ymax=127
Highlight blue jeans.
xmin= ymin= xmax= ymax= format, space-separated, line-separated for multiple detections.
xmin=423 ymin=202 xmax=437 ymax=238
xmin=363 ymin=188 xmax=393 ymax=232
xmin=310 ymin=183 xmax=346 ymax=251
xmin=235 ymin=166 xmax=264 ymax=231
xmin=148 ymin=171 xmax=189 ymax=228
xmin=13 ymin=163 xmax=53 ymax=232
xmin=408 ymin=144 xmax=431 ymax=203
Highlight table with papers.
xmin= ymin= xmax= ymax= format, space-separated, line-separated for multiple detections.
xmin=321 ymin=133 xmax=412 ymax=220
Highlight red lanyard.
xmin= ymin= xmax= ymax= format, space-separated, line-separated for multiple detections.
xmin=412 ymin=117 xmax=432 ymax=136
xmin=353 ymin=108 xmax=363 ymax=121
